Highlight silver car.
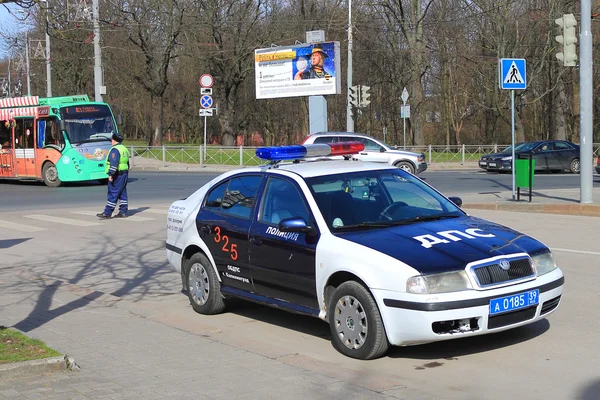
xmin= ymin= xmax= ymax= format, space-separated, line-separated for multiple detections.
xmin=302 ymin=132 xmax=427 ymax=174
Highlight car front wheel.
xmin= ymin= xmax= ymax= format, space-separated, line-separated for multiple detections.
xmin=328 ymin=281 xmax=389 ymax=360
xmin=395 ymin=161 xmax=415 ymax=174
xmin=184 ymin=253 xmax=226 ymax=315
xmin=570 ymin=158 xmax=581 ymax=174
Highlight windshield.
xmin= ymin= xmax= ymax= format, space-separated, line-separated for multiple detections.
xmin=502 ymin=142 xmax=539 ymax=153
xmin=60 ymin=104 xmax=116 ymax=145
xmin=306 ymin=169 xmax=464 ymax=231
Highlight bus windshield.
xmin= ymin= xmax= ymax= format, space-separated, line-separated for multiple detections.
xmin=60 ymin=104 xmax=116 ymax=145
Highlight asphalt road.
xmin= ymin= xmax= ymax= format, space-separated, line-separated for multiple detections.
xmin=1 ymin=169 xmax=599 ymax=212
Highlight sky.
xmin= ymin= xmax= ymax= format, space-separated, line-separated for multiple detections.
xmin=0 ymin=3 xmax=26 ymax=56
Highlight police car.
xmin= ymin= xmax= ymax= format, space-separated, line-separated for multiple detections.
xmin=166 ymin=142 xmax=564 ymax=360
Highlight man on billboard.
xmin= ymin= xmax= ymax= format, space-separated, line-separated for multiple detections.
xmin=294 ymin=44 xmax=331 ymax=80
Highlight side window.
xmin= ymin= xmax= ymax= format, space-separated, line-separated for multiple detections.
xmin=205 ymin=180 xmax=228 ymax=210
xmin=260 ymin=178 xmax=310 ymax=225
xmin=313 ymin=136 xmax=337 ymax=144
xmin=221 ymin=175 xmax=263 ymax=219
xmin=359 ymin=138 xmax=384 ymax=152
xmin=538 ymin=143 xmax=553 ymax=152
xmin=554 ymin=142 xmax=571 ymax=151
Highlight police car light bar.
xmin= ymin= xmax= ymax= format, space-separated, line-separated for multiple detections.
xmin=256 ymin=142 xmax=365 ymax=161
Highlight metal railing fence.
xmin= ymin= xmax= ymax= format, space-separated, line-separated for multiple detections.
xmin=128 ymin=144 xmax=600 ymax=168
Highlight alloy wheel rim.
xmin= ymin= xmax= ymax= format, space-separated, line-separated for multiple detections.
xmin=573 ymin=160 xmax=581 ymax=173
xmin=46 ymin=165 xmax=58 ymax=182
xmin=334 ymin=295 xmax=368 ymax=350
xmin=189 ymin=263 xmax=209 ymax=305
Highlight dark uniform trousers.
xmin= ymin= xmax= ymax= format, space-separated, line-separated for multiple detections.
xmin=103 ymin=172 xmax=129 ymax=215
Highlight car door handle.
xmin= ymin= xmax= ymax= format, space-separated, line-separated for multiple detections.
xmin=250 ymin=237 xmax=262 ymax=246
xmin=200 ymin=225 xmax=211 ymax=234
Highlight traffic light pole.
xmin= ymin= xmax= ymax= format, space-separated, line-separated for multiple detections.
xmin=346 ymin=0 xmax=354 ymax=132
xmin=580 ymin=0 xmax=593 ymax=203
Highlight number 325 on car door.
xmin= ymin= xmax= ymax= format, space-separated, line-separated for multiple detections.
xmin=213 ymin=226 xmax=238 ymax=260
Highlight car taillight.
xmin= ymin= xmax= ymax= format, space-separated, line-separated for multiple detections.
xmin=418 ymin=154 xmax=425 ymax=162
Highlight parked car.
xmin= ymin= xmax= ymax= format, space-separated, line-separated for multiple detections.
xmin=166 ymin=142 xmax=564 ymax=360
xmin=302 ymin=131 xmax=427 ymax=174
xmin=479 ymin=140 xmax=580 ymax=173
xmin=596 ymin=156 xmax=600 ymax=175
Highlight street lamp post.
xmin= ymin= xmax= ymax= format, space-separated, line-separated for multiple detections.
xmin=39 ymin=0 xmax=52 ymax=97
xmin=17 ymin=10 xmax=32 ymax=96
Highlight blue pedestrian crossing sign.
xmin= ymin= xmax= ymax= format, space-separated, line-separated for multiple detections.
xmin=200 ymin=95 xmax=213 ymax=109
xmin=499 ymin=59 xmax=526 ymax=90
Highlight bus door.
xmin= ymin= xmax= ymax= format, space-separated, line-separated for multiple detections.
xmin=14 ymin=118 xmax=37 ymax=178
xmin=0 ymin=120 xmax=16 ymax=178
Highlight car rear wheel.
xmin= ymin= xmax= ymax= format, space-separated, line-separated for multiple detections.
xmin=570 ymin=158 xmax=581 ymax=174
xmin=395 ymin=161 xmax=415 ymax=174
xmin=184 ymin=253 xmax=226 ymax=315
xmin=328 ymin=281 xmax=389 ymax=360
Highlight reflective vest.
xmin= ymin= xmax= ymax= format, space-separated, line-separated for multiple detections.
xmin=105 ymin=144 xmax=130 ymax=174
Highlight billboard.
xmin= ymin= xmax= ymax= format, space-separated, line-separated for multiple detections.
xmin=255 ymin=41 xmax=341 ymax=100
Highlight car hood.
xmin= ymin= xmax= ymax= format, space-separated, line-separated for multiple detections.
xmin=483 ymin=151 xmax=531 ymax=160
xmin=335 ymin=215 xmax=546 ymax=274
xmin=387 ymin=149 xmax=422 ymax=157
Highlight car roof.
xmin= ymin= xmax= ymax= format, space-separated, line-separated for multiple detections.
xmin=309 ymin=131 xmax=372 ymax=138
xmin=238 ymin=160 xmax=394 ymax=179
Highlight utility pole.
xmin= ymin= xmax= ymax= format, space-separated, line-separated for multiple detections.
xmin=40 ymin=0 xmax=52 ymax=97
xmin=345 ymin=0 xmax=353 ymax=132
xmin=580 ymin=0 xmax=593 ymax=203
xmin=25 ymin=30 xmax=31 ymax=96
xmin=93 ymin=0 xmax=104 ymax=102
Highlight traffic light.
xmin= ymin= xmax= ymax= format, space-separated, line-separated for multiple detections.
xmin=555 ymin=13 xmax=578 ymax=67
xmin=360 ymin=85 xmax=371 ymax=107
xmin=348 ymin=85 xmax=359 ymax=107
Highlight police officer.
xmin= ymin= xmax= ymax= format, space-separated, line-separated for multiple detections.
xmin=97 ymin=133 xmax=130 ymax=219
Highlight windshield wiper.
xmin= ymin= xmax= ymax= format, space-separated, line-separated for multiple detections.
xmin=333 ymin=222 xmax=394 ymax=231
xmin=387 ymin=213 xmax=461 ymax=226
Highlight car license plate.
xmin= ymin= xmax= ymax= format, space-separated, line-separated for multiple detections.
xmin=489 ymin=289 xmax=539 ymax=316
xmin=480 ymin=161 xmax=487 ymax=166
xmin=488 ymin=162 xmax=497 ymax=167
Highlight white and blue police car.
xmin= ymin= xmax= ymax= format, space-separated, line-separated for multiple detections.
xmin=166 ymin=142 xmax=564 ymax=360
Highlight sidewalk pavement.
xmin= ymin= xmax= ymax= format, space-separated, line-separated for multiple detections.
xmin=129 ymin=157 xmax=600 ymax=217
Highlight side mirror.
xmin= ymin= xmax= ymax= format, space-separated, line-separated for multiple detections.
xmin=279 ymin=217 xmax=314 ymax=233
xmin=380 ymin=147 xmax=386 ymax=153
xmin=448 ymin=196 xmax=463 ymax=207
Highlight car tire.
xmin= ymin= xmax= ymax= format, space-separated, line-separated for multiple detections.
xmin=328 ymin=281 xmax=389 ymax=360
xmin=570 ymin=158 xmax=581 ymax=174
xmin=395 ymin=161 xmax=415 ymax=174
xmin=184 ymin=253 xmax=226 ymax=315
xmin=42 ymin=162 xmax=62 ymax=187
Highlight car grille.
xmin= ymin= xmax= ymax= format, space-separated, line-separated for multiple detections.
xmin=488 ymin=306 xmax=537 ymax=329
xmin=472 ymin=258 xmax=535 ymax=288
xmin=540 ymin=295 xmax=561 ymax=315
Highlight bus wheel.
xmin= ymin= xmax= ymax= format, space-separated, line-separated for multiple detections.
xmin=42 ymin=162 xmax=62 ymax=187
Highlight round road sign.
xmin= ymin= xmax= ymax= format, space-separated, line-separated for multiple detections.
xmin=200 ymin=74 xmax=214 ymax=88
xmin=200 ymin=95 xmax=213 ymax=109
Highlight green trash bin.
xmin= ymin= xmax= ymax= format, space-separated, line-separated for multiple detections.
xmin=515 ymin=156 xmax=535 ymax=201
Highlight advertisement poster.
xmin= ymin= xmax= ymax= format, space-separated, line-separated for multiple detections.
xmin=255 ymin=41 xmax=341 ymax=100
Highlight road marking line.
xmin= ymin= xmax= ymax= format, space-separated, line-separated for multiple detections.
xmin=70 ymin=211 xmax=155 ymax=222
xmin=0 ymin=220 xmax=47 ymax=232
xmin=551 ymin=247 xmax=600 ymax=256
xmin=142 ymin=208 xmax=169 ymax=215
xmin=24 ymin=215 xmax=102 ymax=227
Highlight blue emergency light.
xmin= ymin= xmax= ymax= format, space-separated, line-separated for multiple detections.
xmin=256 ymin=142 xmax=365 ymax=161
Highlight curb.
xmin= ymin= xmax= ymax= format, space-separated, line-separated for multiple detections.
xmin=463 ymin=202 xmax=600 ymax=217
xmin=0 ymin=356 xmax=67 ymax=380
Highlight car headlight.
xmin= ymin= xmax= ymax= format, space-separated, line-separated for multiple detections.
xmin=501 ymin=156 xmax=512 ymax=161
xmin=406 ymin=271 xmax=473 ymax=294
xmin=532 ymin=251 xmax=558 ymax=276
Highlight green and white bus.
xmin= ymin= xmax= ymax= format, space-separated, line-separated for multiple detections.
xmin=0 ymin=94 xmax=120 ymax=187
